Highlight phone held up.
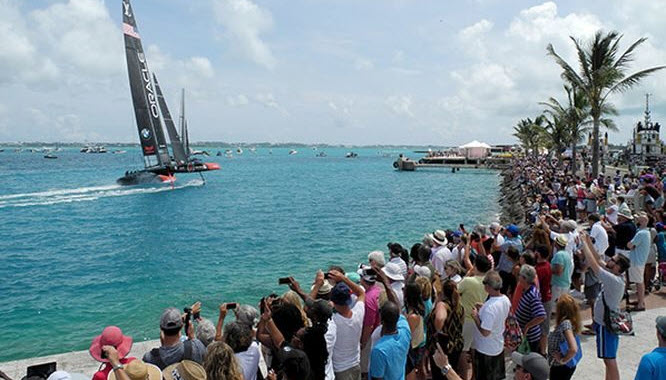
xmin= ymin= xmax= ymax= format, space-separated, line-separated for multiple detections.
xmin=278 ymin=277 xmax=291 ymax=285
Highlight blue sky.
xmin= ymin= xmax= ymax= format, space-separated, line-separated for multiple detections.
xmin=1 ymin=0 xmax=666 ymax=146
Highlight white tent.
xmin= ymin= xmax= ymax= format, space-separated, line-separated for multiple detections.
xmin=458 ymin=140 xmax=491 ymax=158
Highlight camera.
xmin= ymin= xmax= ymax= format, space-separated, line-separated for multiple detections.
xmin=324 ymin=272 xmax=331 ymax=279
xmin=278 ymin=277 xmax=291 ymax=285
xmin=226 ymin=302 xmax=237 ymax=309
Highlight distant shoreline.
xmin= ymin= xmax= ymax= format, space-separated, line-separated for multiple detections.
xmin=0 ymin=142 xmax=515 ymax=149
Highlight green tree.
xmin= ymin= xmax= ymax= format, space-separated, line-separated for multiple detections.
xmin=547 ymin=30 xmax=665 ymax=177
xmin=513 ymin=116 xmax=546 ymax=156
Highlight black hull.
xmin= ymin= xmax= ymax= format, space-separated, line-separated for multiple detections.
xmin=117 ymin=170 xmax=170 ymax=186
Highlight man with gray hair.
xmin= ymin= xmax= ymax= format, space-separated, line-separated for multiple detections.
xmin=143 ymin=307 xmax=207 ymax=369
xmin=472 ymin=271 xmax=511 ymax=380
xmin=515 ymin=265 xmax=546 ymax=353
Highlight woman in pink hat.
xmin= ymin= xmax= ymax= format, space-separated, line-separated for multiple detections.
xmin=89 ymin=326 xmax=135 ymax=380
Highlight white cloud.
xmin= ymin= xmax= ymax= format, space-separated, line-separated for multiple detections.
xmin=227 ymin=94 xmax=249 ymax=107
xmin=212 ymin=0 xmax=276 ymax=70
xmin=386 ymin=95 xmax=414 ymax=118
xmin=255 ymin=93 xmax=289 ymax=116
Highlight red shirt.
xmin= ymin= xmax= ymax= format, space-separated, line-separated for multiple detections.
xmin=93 ymin=357 xmax=135 ymax=380
xmin=535 ymin=261 xmax=552 ymax=302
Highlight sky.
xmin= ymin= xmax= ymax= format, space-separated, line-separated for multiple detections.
xmin=1 ymin=0 xmax=666 ymax=146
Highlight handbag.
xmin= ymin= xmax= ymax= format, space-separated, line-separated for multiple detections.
xmin=503 ymin=313 xmax=523 ymax=351
xmin=517 ymin=336 xmax=531 ymax=354
xmin=601 ymin=291 xmax=634 ymax=335
xmin=558 ymin=335 xmax=583 ymax=368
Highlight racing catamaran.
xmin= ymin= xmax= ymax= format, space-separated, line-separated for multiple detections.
xmin=118 ymin=0 xmax=219 ymax=185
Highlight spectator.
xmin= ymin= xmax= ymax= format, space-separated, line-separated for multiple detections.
xmin=534 ymin=245 xmax=552 ymax=353
xmin=497 ymin=224 xmax=524 ymax=294
xmin=443 ymin=259 xmax=463 ymax=284
xmin=581 ymin=232 xmax=631 ymax=380
xmin=367 ymin=301 xmax=411 ymax=380
xmin=143 ymin=307 xmax=207 ymax=369
xmin=387 ymin=243 xmax=409 ymax=278
xmin=382 ymin=262 xmax=406 ymax=309
xmin=277 ymin=346 xmax=311 ymax=380
xmin=634 ymin=316 xmax=666 ymax=380
xmin=223 ymin=321 xmax=261 ymax=380
xmin=427 ymin=279 xmax=464 ymax=380
xmin=403 ymin=282 xmax=426 ymax=379
xmin=368 ymin=250 xmax=386 ymax=268
xmin=458 ymin=255 xmax=491 ymax=379
xmin=547 ymin=294 xmax=582 ymax=380
xmin=300 ymin=299 xmax=334 ymax=380
xmin=551 ymin=234 xmax=572 ymax=302
xmin=107 ymin=360 xmax=161 ymax=380
xmin=510 ymin=352 xmax=550 ymax=380
xmin=627 ymin=213 xmax=651 ymax=311
xmin=515 ymin=265 xmax=546 ymax=353
xmin=358 ymin=265 xmax=381 ymax=377
xmin=89 ymin=326 xmax=135 ymax=380
xmin=471 ymin=271 xmax=511 ymax=380
xmin=431 ymin=230 xmax=453 ymax=276
xmin=328 ymin=270 xmax=366 ymax=380
xmin=195 ymin=319 xmax=215 ymax=347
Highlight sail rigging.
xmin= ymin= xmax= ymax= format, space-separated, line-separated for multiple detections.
xmin=153 ymin=73 xmax=188 ymax=165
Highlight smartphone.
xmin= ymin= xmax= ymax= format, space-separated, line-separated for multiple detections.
xmin=365 ymin=268 xmax=377 ymax=276
xmin=324 ymin=272 xmax=331 ymax=279
xmin=226 ymin=302 xmax=238 ymax=309
xmin=27 ymin=362 xmax=57 ymax=379
xmin=278 ymin=277 xmax=291 ymax=284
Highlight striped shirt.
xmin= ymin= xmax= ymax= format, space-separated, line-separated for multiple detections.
xmin=516 ymin=285 xmax=546 ymax=343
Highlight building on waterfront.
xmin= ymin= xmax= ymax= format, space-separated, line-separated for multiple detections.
xmin=628 ymin=94 xmax=664 ymax=165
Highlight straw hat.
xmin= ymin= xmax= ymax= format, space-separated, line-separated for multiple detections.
xmin=554 ymin=234 xmax=568 ymax=247
xmin=429 ymin=230 xmax=448 ymax=246
xmin=163 ymin=360 xmax=207 ymax=380
xmin=89 ymin=326 xmax=133 ymax=363
xmin=108 ymin=360 xmax=161 ymax=380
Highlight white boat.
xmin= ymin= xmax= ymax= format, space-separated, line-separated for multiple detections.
xmin=236 ymin=147 xmax=243 ymax=154
xmin=113 ymin=150 xmax=127 ymax=154
xmin=289 ymin=149 xmax=298 ymax=155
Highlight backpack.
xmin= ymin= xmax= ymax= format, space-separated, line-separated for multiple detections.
xmin=503 ymin=312 xmax=523 ymax=351
xmin=150 ymin=340 xmax=194 ymax=369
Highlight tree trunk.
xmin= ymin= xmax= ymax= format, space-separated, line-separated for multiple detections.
xmin=592 ymin=117 xmax=600 ymax=178
xmin=571 ymin=143 xmax=577 ymax=176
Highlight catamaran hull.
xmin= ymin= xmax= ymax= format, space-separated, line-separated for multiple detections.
xmin=116 ymin=171 xmax=174 ymax=186
xmin=116 ymin=163 xmax=220 ymax=186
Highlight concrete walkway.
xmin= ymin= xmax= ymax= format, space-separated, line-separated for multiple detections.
xmin=2 ymin=308 xmax=665 ymax=380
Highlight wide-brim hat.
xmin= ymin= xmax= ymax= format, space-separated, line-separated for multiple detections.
xmin=429 ymin=229 xmax=448 ymax=246
xmin=108 ymin=360 xmax=162 ymax=380
xmin=382 ymin=262 xmax=405 ymax=281
xmin=163 ymin=360 xmax=207 ymax=380
xmin=90 ymin=326 xmax=133 ymax=363
xmin=617 ymin=208 xmax=633 ymax=220
xmin=310 ymin=280 xmax=333 ymax=295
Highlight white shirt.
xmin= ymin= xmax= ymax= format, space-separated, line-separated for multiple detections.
xmin=390 ymin=281 xmax=404 ymax=310
xmin=235 ymin=341 xmax=261 ymax=380
xmin=325 ymin=319 xmax=337 ymax=380
xmin=332 ymin=301 xmax=365 ymax=372
xmin=473 ymin=295 xmax=511 ymax=356
xmin=590 ymin=221 xmax=609 ymax=257
xmin=606 ymin=205 xmax=618 ymax=225
xmin=431 ymin=246 xmax=453 ymax=276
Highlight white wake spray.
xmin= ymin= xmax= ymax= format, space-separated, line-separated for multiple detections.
xmin=0 ymin=179 xmax=205 ymax=208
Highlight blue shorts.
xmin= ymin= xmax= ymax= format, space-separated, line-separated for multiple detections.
xmin=594 ymin=322 xmax=619 ymax=359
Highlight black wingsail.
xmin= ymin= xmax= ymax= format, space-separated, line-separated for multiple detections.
xmin=122 ymin=0 xmax=171 ymax=168
xmin=179 ymin=89 xmax=191 ymax=156
xmin=153 ymin=73 xmax=188 ymax=165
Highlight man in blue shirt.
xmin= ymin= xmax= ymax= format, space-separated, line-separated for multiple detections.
xmin=635 ymin=316 xmax=666 ymax=380
xmin=368 ymin=301 xmax=411 ymax=380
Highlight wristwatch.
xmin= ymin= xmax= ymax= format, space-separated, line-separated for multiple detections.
xmin=112 ymin=364 xmax=124 ymax=372
xmin=441 ymin=364 xmax=452 ymax=376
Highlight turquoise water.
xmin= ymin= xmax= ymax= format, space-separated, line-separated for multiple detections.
xmin=0 ymin=147 xmax=499 ymax=361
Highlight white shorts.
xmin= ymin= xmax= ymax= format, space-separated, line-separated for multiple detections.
xmin=463 ymin=320 xmax=476 ymax=351
xmin=628 ymin=265 xmax=645 ymax=284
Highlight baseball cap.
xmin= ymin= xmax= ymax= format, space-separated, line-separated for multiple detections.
xmin=330 ymin=282 xmax=352 ymax=306
xmin=160 ymin=307 xmax=183 ymax=330
xmin=511 ymin=352 xmax=549 ymax=380
xmin=505 ymin=224 xmax=520 ymax=236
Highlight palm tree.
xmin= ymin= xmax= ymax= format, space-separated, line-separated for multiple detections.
xmin=513 ymin=116 xmax=546 ymax=156
xmin=547 ymin=30 xmax=666 ymax=177
xmin=542 ymin=112 xmax=569 ymax=166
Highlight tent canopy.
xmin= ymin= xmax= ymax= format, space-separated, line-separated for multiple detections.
xmin=459 ymin=140 xmax=491 ymax=149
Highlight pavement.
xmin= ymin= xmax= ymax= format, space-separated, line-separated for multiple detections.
xmin=2 ymin=299 xmax=666 ymax=380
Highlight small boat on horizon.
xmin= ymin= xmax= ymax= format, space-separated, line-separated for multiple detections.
xmin=112 ymin=150 xmax=127 ymax=154
xmin=289 ymin=149 xmax=298 ymax=155
xmin=44 ymin=154 xmax=58 ymax=159
xmin=345 ymin=152 xmax=358 ymax=158
xmin=237 ymin=147 xmax=243 ymax=154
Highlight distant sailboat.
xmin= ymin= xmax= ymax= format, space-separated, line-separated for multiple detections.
xmin=117 ymin=0 xmax=219 ymax=185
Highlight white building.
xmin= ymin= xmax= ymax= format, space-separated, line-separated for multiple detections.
xmin=630 ymin=94 xmax=663 ymax=159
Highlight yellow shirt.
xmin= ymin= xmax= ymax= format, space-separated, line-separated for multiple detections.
xmin=458 ymin=275 xmax=488 ymax=321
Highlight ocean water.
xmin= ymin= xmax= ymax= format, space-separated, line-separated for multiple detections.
xmin=0 ymin=147 xmax=499 ymax=361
